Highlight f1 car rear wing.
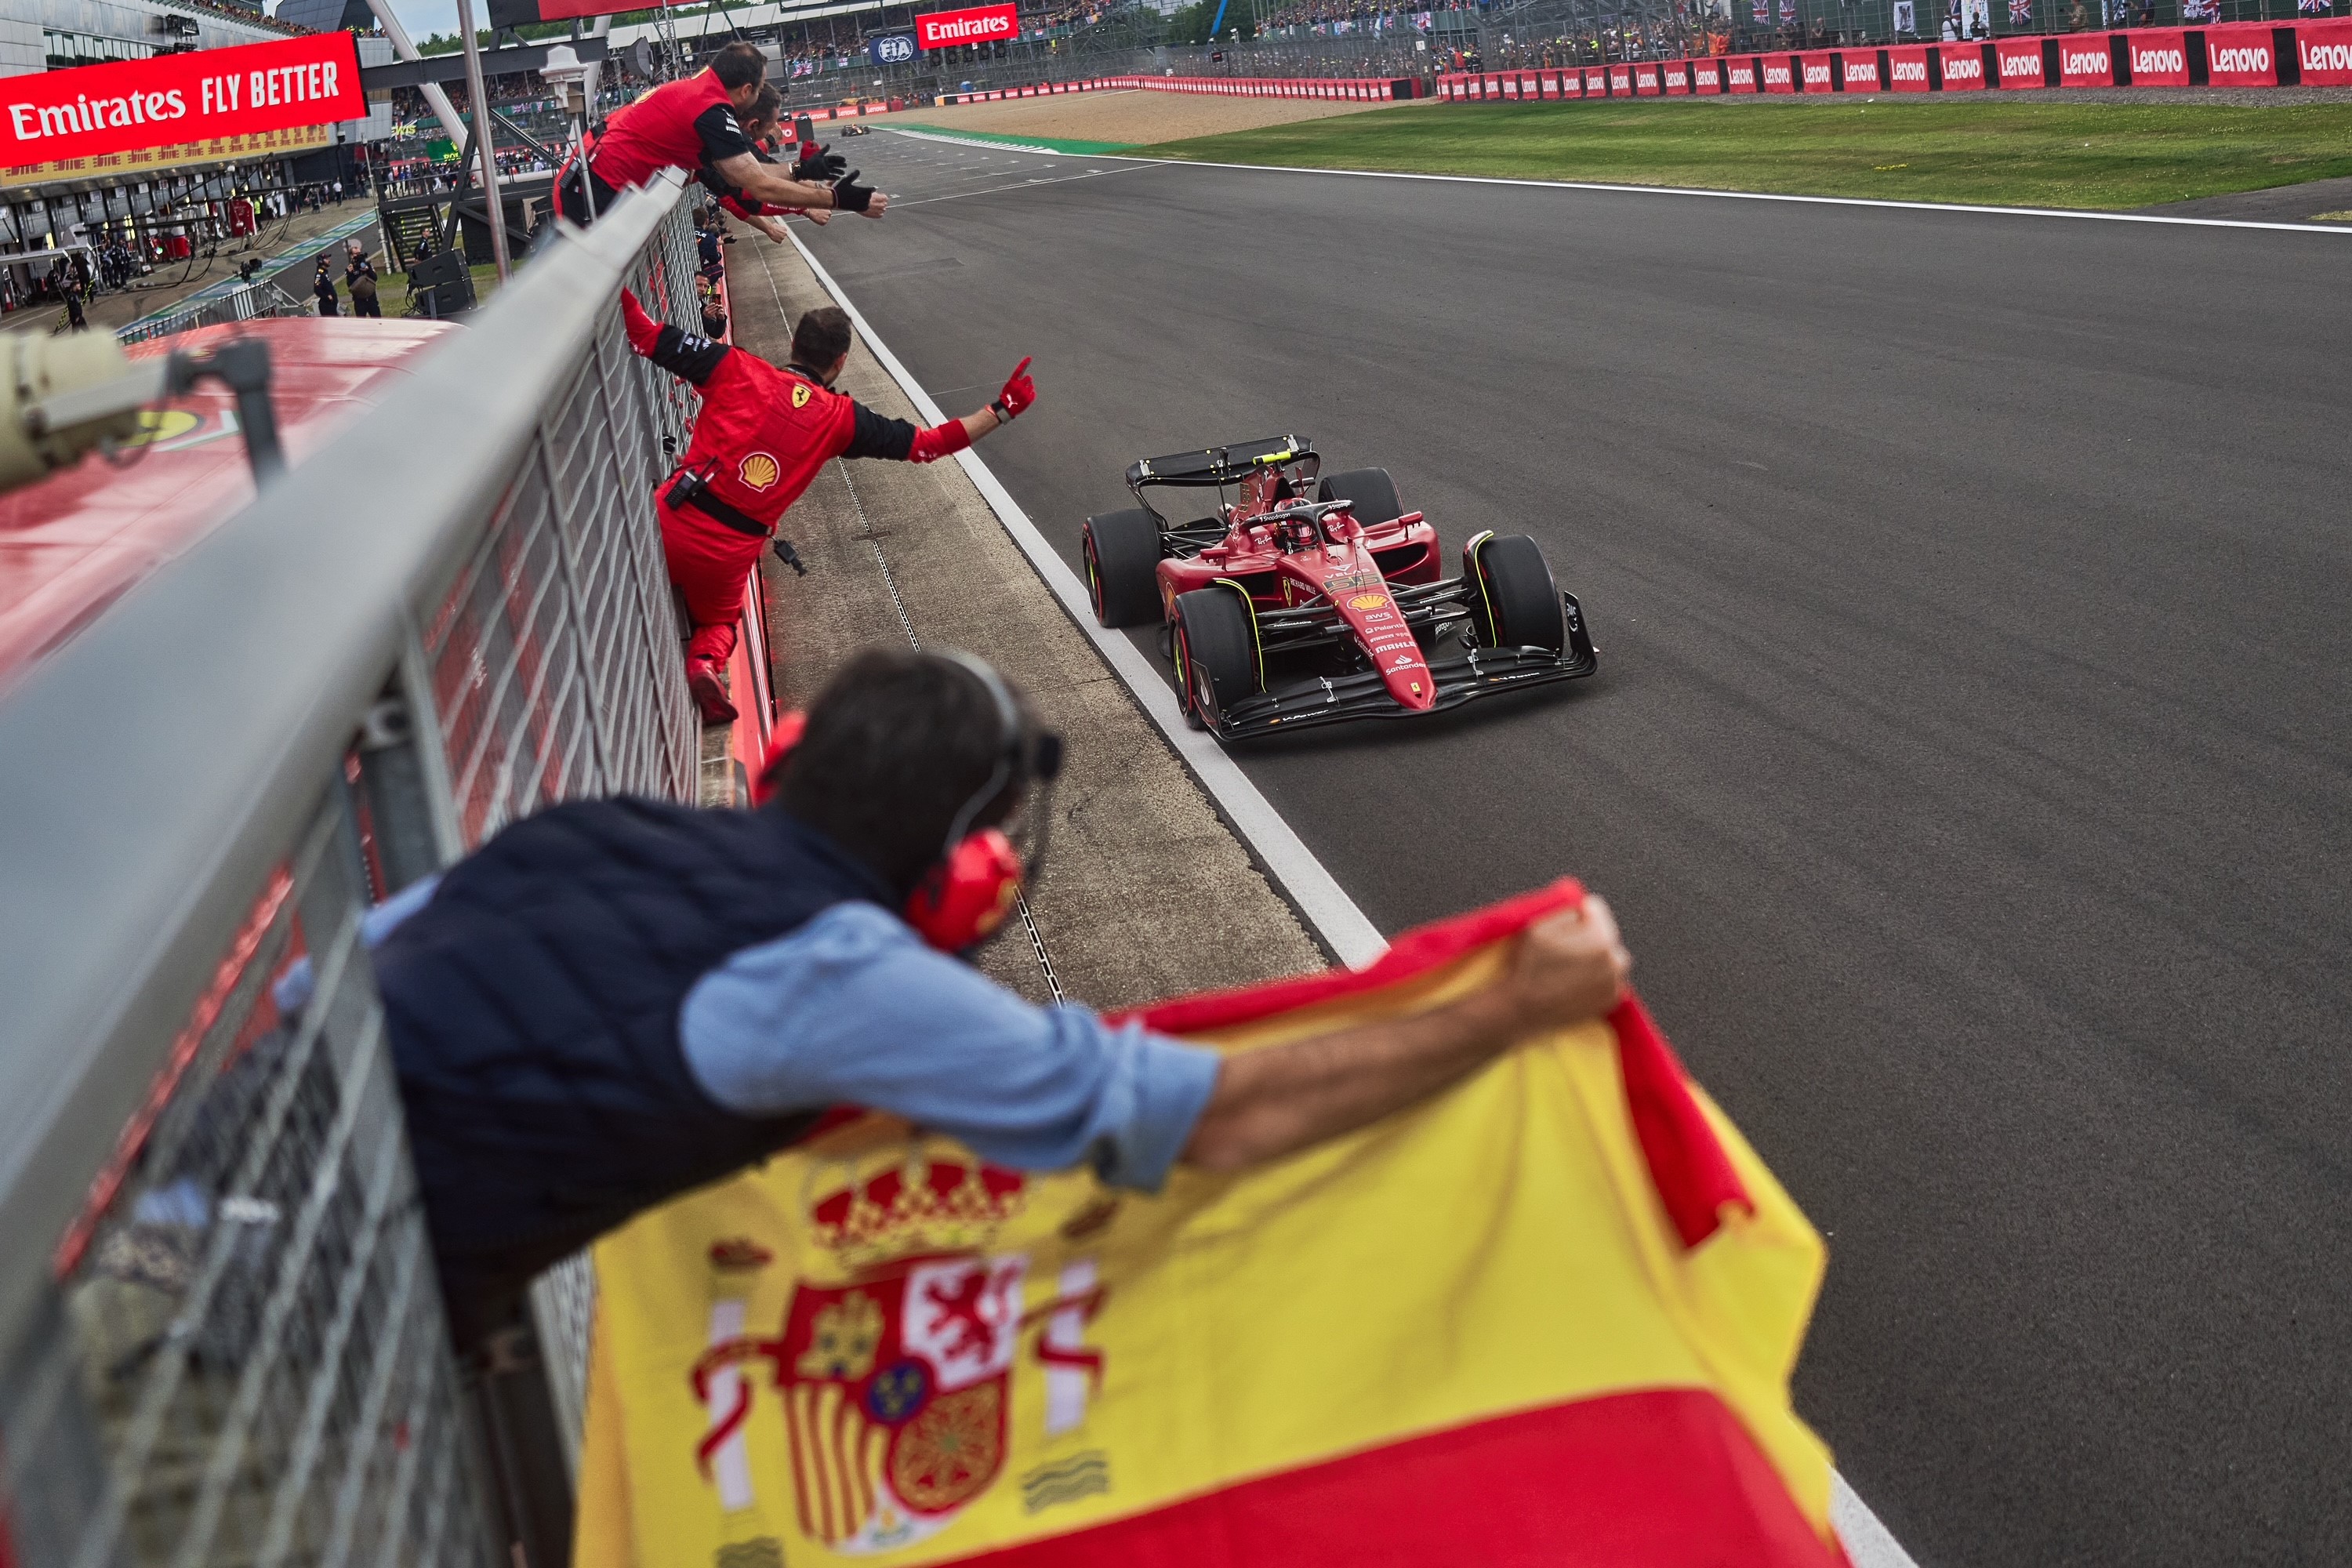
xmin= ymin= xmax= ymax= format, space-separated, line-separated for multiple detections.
xmin=1123 ymin=435 xmax=1317 ymax=491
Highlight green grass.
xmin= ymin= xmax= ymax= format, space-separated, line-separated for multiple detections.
xmin=1130 ymin=100 xmax=2352 ymax=209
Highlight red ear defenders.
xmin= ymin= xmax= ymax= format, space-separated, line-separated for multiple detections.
xmin=750 ymin=654 xmax=1062 ymax=953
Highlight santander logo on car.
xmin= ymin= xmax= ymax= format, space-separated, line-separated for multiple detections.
xmin=916 ymin=2 xmax=1017 ymax=49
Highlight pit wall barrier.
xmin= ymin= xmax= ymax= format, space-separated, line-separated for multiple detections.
xmin=1437 ymin=19 xmax=2352 ymax=97
xmin=0 ymin=172 xmax=713 ymax=1568
xmin=935 ymin=73 xmax=1427 ymax=105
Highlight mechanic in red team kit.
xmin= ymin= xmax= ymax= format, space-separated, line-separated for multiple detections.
xmin=620 ymin=289 xmax=1035 ymax=721
xmin=556 ymin=42 xmax=885 ymax=226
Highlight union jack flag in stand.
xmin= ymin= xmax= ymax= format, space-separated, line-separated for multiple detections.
xmin=1778 ymin=0 xmax=1795 ymax=22
xmin=1754 ymin=0 xmax=1770 ymax=20
xmin=2009 ymin=0 xmax=2032 ymax=24
xmin=2299 ymin=0 xmax=2330 ymax=15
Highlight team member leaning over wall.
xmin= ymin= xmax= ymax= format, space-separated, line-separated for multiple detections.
xmin=304 ymin=650 xmax=1635 ymax=1350
xmin=555 ymin=40 xmax=885 ymax=227
xmin=619 ymin=287 xmax=1034 ymax=722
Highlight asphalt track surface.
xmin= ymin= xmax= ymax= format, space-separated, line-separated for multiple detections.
xmin=805 ymin=134 xmax=2352 ymax=1566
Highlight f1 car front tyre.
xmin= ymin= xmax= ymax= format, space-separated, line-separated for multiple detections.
xmin=1083 ymin=508 xmax=1163 ymax=628
xmin=1316 ymin=466 xmax=1403 ymax=528
xmin=1465 ymin=532 xmax=1566 ymax=654
xmin=1172 ymin=586 xmax=1261 ymax=731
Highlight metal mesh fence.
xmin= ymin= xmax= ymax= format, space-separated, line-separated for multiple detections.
xmin=0 ymin=179 xmax=704 ymax=1568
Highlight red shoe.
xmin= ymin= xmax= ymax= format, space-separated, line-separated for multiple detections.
xmin=687 ymin=664 xmax=738 ymax=725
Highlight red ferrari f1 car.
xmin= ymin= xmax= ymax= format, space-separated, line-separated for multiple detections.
xmin=1081 ymin=437 xmax=1597 ymax=740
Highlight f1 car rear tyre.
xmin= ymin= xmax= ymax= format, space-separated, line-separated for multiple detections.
xmin=1316 ymin=467 xmax=1403 ymax=528
xmin=1083 ymin=508 xmax=1163 ymax=628
xmin=1172 ymin=586 xmax=1261 ymax=731
xmin=1465 ymin=532 xmax=1566 ymax=654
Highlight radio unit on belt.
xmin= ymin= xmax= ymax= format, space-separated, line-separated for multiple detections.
xmin=665 ymin=466 xmax=807 ymax=575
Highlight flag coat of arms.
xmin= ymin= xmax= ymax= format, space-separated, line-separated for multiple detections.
xmin=575 ymin=884 xmax=1848 ymax=1567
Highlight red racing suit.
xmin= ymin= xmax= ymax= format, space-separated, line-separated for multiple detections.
xmin=557 ymin=70 xmax=750 ymax=222
xmin=620 ymin=291 xmax=972 ymax=676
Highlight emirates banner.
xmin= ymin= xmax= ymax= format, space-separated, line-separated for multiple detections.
xmin=575 ymin=886 xmax=1844 ymax=1568
xmin=0 ymin=32 xmax=361 ymax=167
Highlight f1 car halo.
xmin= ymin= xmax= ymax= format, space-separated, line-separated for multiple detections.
xmin=1083 ymin=437 xmax=1597 ymax=741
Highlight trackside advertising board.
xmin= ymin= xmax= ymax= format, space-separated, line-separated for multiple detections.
xmin=2303 ymin=18 xmax=2352 ymax=83
xmin=0 ymin=33 xmax=361 ymax=166
xmin=917 ymin=3 xmax=1018 ymax=49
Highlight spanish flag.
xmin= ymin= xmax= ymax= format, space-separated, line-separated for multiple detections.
xmin=575 ymin=883 xmax=1846 ymax=1567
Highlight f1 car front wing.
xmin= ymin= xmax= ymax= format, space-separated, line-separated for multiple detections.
xmin=1204 ymin=591 xmax=1599 ymax=742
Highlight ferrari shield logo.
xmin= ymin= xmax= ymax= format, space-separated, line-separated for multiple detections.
xmin=739 ymin=452 xmax=782 ymax=491
xmin=792 ymin=383 xmax=813 ymax=409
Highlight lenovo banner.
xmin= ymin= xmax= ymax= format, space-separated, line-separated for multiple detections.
xmin=1695 ymin=60 xmax=1723 ymax=89
xmin=1994 ymin=36 xmax=2049 ymax=85
xmin=1939 ymin=41 xmax=1989 ymax=86
xmin=916 ymin=3 xmax=1018 ymax=49
xmin=1762 ymin=56 xmax=1798 ymax=91
xmin=2058 ymin=35 xmax=2114 ymax=84
xmin=1798 ymin=50 xmax=1836 ymax=89
xmin=1843 ymin=51 xmax=1882 ymax=88
xmin=1727 ymin=58 xmax=1760 ymax=89
xmin=1889 ymin=43 xmax=1934 ymax=89
xmin=0 ymin=32 xmax=361 ymax=165
xmin=2203 ymin=22 xmax=2278 ymax=84
xmin=2301 ymin=18 xmax=2352 ymax=84
xmin=2125 ymin=28 xmax=2190 ymax=85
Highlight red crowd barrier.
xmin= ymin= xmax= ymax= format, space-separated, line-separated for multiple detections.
xmin=1436 ymin=18 xmax=2347 ymax=100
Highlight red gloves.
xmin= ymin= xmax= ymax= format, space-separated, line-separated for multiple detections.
xmin=992 ymin=357 xmax=1035 ymax=421
xmin=618 ymin=287 xmax=660 ymax=356
xmin=909 ymin=419 xmax=975 ymax=465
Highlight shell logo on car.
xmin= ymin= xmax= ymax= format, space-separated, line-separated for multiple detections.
xmin=1345 ymin=592 xmax=1391 ymax=612
xmin=739 ymin=452 xmax=781 ymax=490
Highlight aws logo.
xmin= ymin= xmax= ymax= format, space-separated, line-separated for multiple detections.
xmin=739 ymin=452 xmax=782 ymax=491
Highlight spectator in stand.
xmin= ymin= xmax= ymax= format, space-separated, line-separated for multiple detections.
xmin=346 ymin=243 xmax=380 ymax=318
xmin=555 ymin=41 xmax=884 ymax=230
xmin=619 ymin=287 xmax=1034 ymax=724
xmin=695 ymin=207 xmax=728 ymax=281
xmin=328 ymin=645 xmax=1634 ymax=1349
xmin=313 ymin=256 xmax=339 ymax=318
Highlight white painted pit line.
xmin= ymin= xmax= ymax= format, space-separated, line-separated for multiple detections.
xmin=786 ymin=224 xmax=1927 ymax=1568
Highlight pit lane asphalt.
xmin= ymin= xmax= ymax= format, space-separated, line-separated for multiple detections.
xmin=797 ymin=136 xmax=2352 ymax=1566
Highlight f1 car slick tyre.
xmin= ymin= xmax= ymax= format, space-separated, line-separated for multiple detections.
xmin=1465 ymin=532 xmax=1566 ymax=654
xmin=1172 ymin=586 xmax=1261 ymax=731
xmin=1316 ymin=466 xmax=1403 ymax=528
xmin=1083 ymin=508 xmax=1163 ymax=628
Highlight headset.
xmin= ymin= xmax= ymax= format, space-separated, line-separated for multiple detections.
xmin=750 ymin=652 xmax=1063 ymax=953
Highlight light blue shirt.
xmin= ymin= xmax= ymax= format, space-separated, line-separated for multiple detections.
xmin=681 ymin=902 xmax=1220 ymax=1192
xmin=286 ymin=884 xmax=1221 ymax=1193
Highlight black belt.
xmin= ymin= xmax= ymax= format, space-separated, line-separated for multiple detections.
xmin=665 ymin=469 xmax=807 ymax=575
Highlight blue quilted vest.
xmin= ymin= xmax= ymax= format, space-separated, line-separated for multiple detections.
xmin=372 ymin=796 xmax=891 ymax=1340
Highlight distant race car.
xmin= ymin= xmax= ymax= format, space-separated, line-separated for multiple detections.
xmin=1082 ymin=436 xmax=1596 ymax=739
xmin=839 ymin=122 xmax=872 ymax=136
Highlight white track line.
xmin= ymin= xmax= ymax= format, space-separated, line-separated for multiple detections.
xmin=891 ymin=126 xmax=2352 ymax=234
xmin=786 ymin=224 xmax=1926 ymax=1568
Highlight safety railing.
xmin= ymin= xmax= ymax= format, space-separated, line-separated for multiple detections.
xmin=114 ymin=279 xmax=309 ymax=347
xmin=0 ymin=169 xmax=703 ymax=1568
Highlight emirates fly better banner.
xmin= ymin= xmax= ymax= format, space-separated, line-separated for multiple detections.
xmin=0 ymin=32 xmax=362 ymax=167
xmin=916 ymin=3 xmax=1018 ymax=49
